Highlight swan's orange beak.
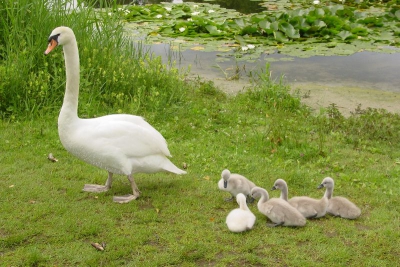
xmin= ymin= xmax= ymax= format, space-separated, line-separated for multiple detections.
xmin=44 ymin=39 xmax=58 ymax=55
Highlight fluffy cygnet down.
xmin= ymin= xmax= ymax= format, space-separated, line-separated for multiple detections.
xmin=218 ymin=169 xmax=256 ymax=202
xmin=251 ymin=186 xmax=306 ymax=227
xmin=272 ymin=179 xmax=328 ymax=219
xmin=226 ymin=193 xmax=256 ymax=233
xmin=318 ymin=177 xmax=361 ymax=219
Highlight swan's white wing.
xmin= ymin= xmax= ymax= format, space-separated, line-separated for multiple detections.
xmin=77 ymin=117 xmax=171 ymax=158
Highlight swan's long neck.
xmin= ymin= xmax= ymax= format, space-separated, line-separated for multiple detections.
xmin=324 ymin=186 xmax=333 ymax=199
xmin=59 ymin=36 xmax=80 ymax=125
xmin=239 ymin=199 xmax=249 ymax=211
xmin=259 ymin=189 xmax=269 ymax=203
xmin=281 ymin=185 xmax=289 ymax=201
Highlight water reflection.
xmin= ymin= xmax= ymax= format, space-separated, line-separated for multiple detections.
xmin=147 ymin=42 xmax=400 ymax=93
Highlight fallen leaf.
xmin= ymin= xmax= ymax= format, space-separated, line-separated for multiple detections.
xmin=47 ymin=153 xmax=58 ymax=162
xmin=91 ymin=242 xmax=105 ymax=251
xmin=203 ymin=176 xmax=210 ymax=180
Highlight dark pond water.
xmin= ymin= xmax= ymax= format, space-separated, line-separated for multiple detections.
xmin=147 ymin=42 xmax=400 ymax=94
xmin=116 ymin=0 xmax=264 ymax=14
xmin=94 ymin=0 xmax=400 ymax=104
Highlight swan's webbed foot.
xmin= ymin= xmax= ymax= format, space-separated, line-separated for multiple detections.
xmin=224 ymin=196 xmax=234 ymax=202
xmin=83 ymin=172 xmax=113 ymax=193
xmin=267 ymin=222 xmax=284 ymax=227
xmin=307 ymin=213 xmax=318 ymax=219
xmin=113 ymin=190 xmax=140 ymax=203
xmin=113 ymin=175 xmax=141 ymax=203
xmin=83 ymin=184 xmax=110 ymax=192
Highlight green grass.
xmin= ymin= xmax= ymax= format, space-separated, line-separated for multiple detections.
xmin=1 ymin=0 xmax=400 ymax=266
xmin=1 ymin=80 xmax=400 ymax=266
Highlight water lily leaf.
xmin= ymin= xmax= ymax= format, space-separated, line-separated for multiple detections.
xmin=205 ymin=25 xmax=221 ymax=35
xmin=235 ymin=35 xmax=246 ymax=46
xmin=241 ymin=25 xmax=259 ymax=35
xmin=191 ymin=46 xmax=205 ymax=51
xmin=314 ymin=8 xmax=325 ymax=17
xmin=376 ymin=32 xmax=394 ymax=41
xmin=273 ymin=31 xmax=288 ymax=43
xmin=258 ymin=20 xmax=271 ymax=30
xmin=290 ymin=8 xmax=306 ymax=17
xmin=326 ymin=4 xmax=344 ymax=15
xmin=395 ymin=10 xmax=400 ymax=20
xmin=271 ymin=21 xmax=279 ymax=31
xmin=314 ymin=20 xmax=327 ymax=29
xmin=358 ymin=17 xmax=384 ymax=27
xmin=351 ymin=26 xmax=368 ymax=36
xmin=337 ymin=30 xmax=353 ymax=40
xmin=279 ymin=22 xmax=300 ymax=39
xmin=235 ymin=18 xmax=245 ymax=27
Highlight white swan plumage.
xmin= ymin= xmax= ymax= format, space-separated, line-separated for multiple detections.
xmin=45 ymin=26 xmax=186 ymax=203
xmin=226 ymin=193 xmax=256 ymax=233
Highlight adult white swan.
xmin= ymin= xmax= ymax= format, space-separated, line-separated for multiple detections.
xmin=44 ymin=26 xmax=186 ymax=203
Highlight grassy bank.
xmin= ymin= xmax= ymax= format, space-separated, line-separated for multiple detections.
xmin=1 ymin=78 xmax=400 ymax=265
xmin=1 ymin=0 xmax=400 ymax=266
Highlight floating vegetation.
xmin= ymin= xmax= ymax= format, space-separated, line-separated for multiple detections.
xmin=117 ymin=1 xmax=400 ymax=58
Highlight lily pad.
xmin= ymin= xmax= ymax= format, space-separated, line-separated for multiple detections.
xmin=116 ymin=1 xmax=400 ymax=60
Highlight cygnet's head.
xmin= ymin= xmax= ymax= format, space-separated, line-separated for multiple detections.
xmin=251 ymin=187 xmax=263 ymax=199
xmin=272 ymin=179 xmax=287 ymax=191
xmin=221 ymin=169 xmax=231 ymax=188
xmin=318 ymin=177 xmax=334 ymax=189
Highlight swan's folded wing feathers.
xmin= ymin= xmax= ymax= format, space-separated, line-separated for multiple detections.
xmin=76 ymin=118 xmax=171 ymax=158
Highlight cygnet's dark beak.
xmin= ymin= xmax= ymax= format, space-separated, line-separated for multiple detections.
xmin=271 ymin=186 xmax=277 ymax=190
xmin=223 ymin=180 xmax=227 ymax=188
xmin=317 ymin=184 xmax=324 ymax=189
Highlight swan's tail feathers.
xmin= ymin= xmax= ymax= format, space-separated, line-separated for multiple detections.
xmin=164 ymin=162 xmax=187 ymax=175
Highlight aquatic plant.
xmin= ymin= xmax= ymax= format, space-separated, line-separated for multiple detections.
xmin=121 ymin=1 xmax=400 ymax=57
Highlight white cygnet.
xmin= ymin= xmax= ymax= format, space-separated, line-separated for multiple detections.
xmin=318 ymin=177 xmax=361 ymax=219
xmin=272 ymin=179 xmax=328 ymax=219
xmin=251 ymin=186 xmax=306 ymax=227
xmin=218 ymin=169 xmax=256 ymax=202
xmin=226 ymin=193 xmax=256 ymax=233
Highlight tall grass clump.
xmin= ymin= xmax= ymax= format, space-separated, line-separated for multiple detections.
xmin=0 ymin=0 xmax=188 ymax=120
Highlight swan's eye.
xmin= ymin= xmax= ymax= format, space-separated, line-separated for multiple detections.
xmin=48 ymin=33 xmax=61 ymax=43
